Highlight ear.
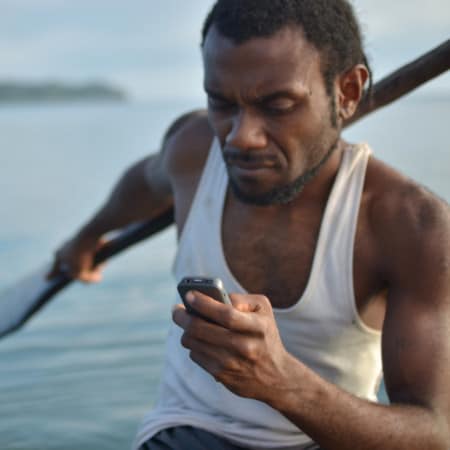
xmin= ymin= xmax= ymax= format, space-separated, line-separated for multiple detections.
xmin=336 ymin=64 xmax=369 ymax=121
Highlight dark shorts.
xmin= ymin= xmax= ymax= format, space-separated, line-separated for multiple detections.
xmin=139 ymin=426 xmax=321 ymax=450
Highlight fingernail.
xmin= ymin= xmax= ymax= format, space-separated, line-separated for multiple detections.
xmin=185 ymin=291 xmax=194 ymax=303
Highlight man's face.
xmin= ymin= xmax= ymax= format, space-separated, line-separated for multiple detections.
xmin=202 ymin=25 xmax=341 ymax=205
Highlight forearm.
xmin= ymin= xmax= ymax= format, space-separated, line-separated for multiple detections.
xmin=79 ymin=155 xmax=172 ymax=240
xmin=269 ymin=355 xmax=449 ymax=450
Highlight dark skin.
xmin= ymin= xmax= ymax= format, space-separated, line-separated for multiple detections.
xmin=51 ymin=25 xmax=450 ymax=449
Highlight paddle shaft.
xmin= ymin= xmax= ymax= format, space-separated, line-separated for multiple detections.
xmin=0 ymin=209 xmax=175 ymax=338
xmin=2 ymin=40 xmax=448 ymax=338
xmin=112 ymin=39 xmax=450 ymax=250
xmin=346 ymin=39 xmax=450 ymax=126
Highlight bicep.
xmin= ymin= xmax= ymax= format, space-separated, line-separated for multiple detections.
xmin=382 ymin=284 xmax=450 ymax=411
xmin=381 ymin=196 xmax=450 ymax=418
xmin=143 ymin=152 xmax=172 ymax=201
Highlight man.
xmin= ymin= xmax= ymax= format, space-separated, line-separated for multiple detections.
xmin=49 ymin=1 xmax=450 ymax=449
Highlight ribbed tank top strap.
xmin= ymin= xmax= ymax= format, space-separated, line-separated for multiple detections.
xmin=341 ymin=144 xmax=378 ymax=332
xmin=173 ymin=138 xmax=226 ymax=277
xmin=306 ymin=143 xmax=375 ymax=330
xmin=317 ymin=144 xmax=370 ymax=262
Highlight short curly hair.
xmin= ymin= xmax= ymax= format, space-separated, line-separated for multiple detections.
xmin=201 ymin=0 xmax=372 ymax=99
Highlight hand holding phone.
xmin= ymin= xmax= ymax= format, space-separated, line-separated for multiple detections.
xmin=177 ymin=276 xmax=231 ymax=318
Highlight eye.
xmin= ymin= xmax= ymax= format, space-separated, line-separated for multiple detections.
xmin=262 ymin=98 xmax=298 ymax=115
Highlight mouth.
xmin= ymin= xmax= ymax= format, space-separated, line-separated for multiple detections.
xmin=224 ymin=151 xmax=279 ymax=173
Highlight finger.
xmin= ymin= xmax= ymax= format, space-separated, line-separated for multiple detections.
xmin=172 ymin=303 xmax=230 ymax=341
xmin=78 ymin=268 xmax=103 ymax=283
xmin=96 ymin=237 xmax=109 ymax=248
xmin=174 ymin=304 xmax=264 ymax=370
xmin=186 ymin=290 xmax=261 ymax=333
xmin=188 ymin=348 xmax=223 ymax=380
xmin=184 ymin=342 xmax=239 ymax=382
xmin=172 ymin=303 xmax=191 ymax=330
xmin=173 ymin=303 xmax=248 ymax=359
xmin=88 ymin=265 xmax=105 ymax=281
xmin=191 ymin=319 xmax=233 ymax=346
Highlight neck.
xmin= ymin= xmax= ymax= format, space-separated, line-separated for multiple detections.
xmin=228 ymin=140 xmax=346 ymax=220
xmin=298 ymin=139 xmax=346 ymax=204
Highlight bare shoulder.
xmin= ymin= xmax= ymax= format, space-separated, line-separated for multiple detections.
xmin=365 ymin=156 xmax=450 ymax=296
xmin=157 ymin=109 xmax=215 ymax=232
xmin=369 ymin=159 xmax=450 ymax=424
xmin=161 ymin=109 xmax=214 ymax=182
xmin=143 ymin=109 xmax=212 ymax=195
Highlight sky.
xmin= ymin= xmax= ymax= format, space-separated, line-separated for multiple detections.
xmin=1 ymin=0 xmax=449 ymax=102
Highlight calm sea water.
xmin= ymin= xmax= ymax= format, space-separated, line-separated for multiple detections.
xmin=0 ymin=96 xmax=449 ymax=450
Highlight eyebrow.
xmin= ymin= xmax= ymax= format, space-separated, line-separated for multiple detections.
xmin=256 ymin=90 xmax=307 ymax=103
xmin=204 ymin=87 xmax=309 ymax=103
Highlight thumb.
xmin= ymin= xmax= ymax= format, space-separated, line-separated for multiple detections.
xmin=229 ymin=293 xmax=272 ymax=314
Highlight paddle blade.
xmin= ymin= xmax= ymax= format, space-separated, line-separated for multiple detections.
xmin=0 ymin=263 xmax=71 ymax=338
xmin=0 ymin=210 xmax=175 ymax=339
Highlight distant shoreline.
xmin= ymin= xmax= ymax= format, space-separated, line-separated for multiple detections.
xmin=0 ymin=81 xmax=127 ymax=103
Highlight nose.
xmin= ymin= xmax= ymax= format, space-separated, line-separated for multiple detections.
xmin=225 ymin=110 xmax=268 ymax=151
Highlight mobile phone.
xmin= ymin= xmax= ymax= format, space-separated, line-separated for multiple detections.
xmin=177 ymin=276 xmax=231 ymax=316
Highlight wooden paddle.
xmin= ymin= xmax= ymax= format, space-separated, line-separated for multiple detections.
xmin=346 ymin=39 xmax=450 ymax=126
xmin=0 ymin=40 xmax=448 ymax=339
xmin=0 ymin=209 xmax=174 ymax=338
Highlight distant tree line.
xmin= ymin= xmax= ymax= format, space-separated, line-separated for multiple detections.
xmin=0 ymin=81 xmax=127 ymax=103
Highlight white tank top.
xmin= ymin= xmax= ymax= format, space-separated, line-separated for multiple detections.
xmin=134 ymin=139 xmax=382 ymax=449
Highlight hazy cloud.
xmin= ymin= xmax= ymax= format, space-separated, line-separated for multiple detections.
xmin=1 ymin=0 xmax=448 ymax=100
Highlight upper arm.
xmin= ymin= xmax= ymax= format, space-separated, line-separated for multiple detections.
xmin=378 ymin=187 xmax=450 ymax=423
xmin=143 ymin=109 xmax=211 ymax=200
xmin=150 ymin=109 xmax=214 ymax=234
